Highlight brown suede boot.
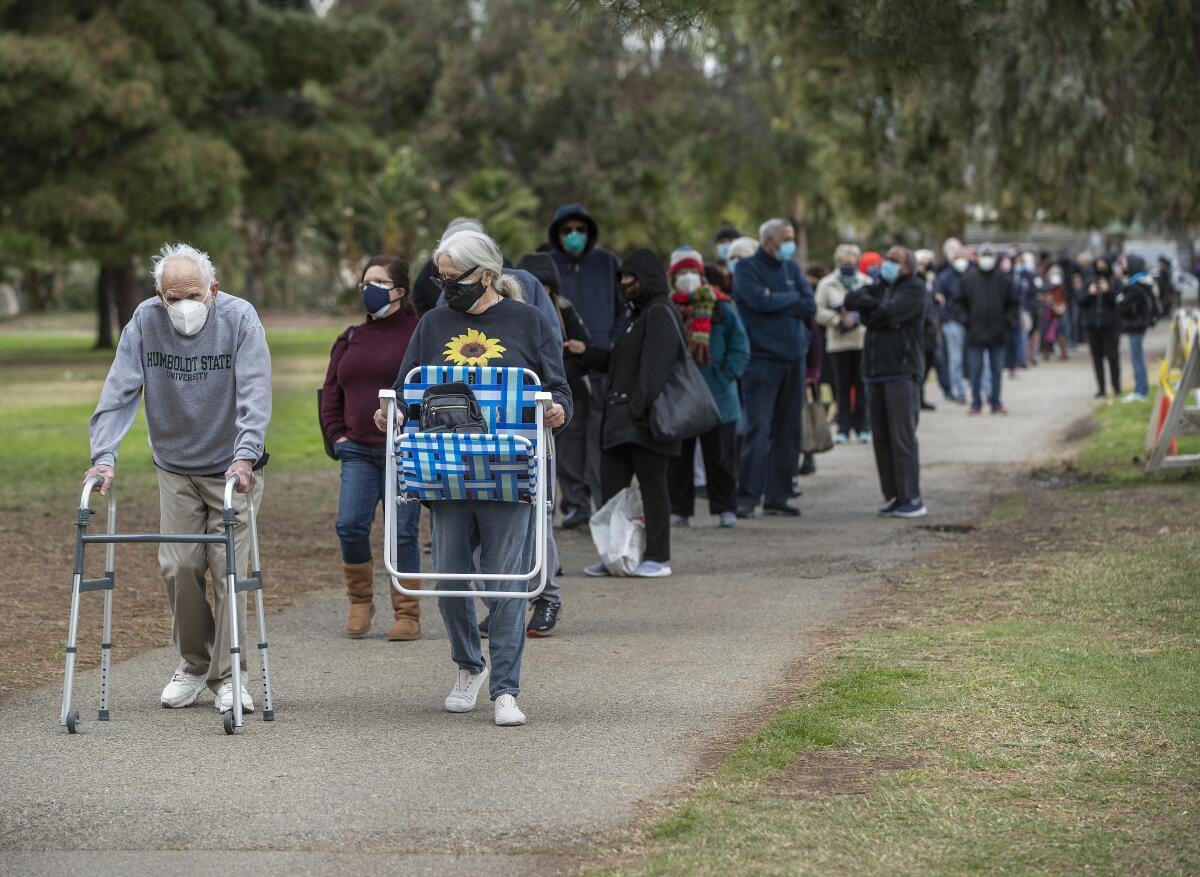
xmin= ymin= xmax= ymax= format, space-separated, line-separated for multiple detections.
xmin=388 ymin=581 xmax=422 ymax=641
xmin=344 ymin=561 xmax=375 ymax=638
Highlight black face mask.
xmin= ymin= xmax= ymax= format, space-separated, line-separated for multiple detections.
xmin=620 ymin=279 xmax=644 ymax=304
xmin=435 ymin=265 xmax=488 ymax=313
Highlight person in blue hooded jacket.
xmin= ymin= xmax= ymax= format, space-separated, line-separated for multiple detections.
xmin=547 ymin=203 xmax=623 ymax=529
xmin=732 ymin=218 xmax=816 ymax=518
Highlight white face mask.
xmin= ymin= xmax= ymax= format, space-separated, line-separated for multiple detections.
xmin=166 ymin=296 xmax=211 ymax=336
xmin=978 ymin=255 xmax=997 ymax=272
xmin=952 ymin=257 xmax=969 ymax=274
xmin=674 ymin=271 xmax=702 ymax=295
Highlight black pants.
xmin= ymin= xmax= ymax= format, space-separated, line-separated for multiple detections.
xmin=601 ymin=443 xmax=671 ymax=563
xmin=667 ymin=421 xmax=738 ymax=517
xmin=557 ymin=378 xmax=603 ymax=520
xmin=1085 ymin=327 xmax=1121 ymax=394
xmin=830 ymin=349 xmax=869 ymax=436
xmin=866 ymin=379 xmax=921 ymax=503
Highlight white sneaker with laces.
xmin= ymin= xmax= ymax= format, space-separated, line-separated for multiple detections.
xmin=214 ymin=681 xmax=255 ymax=714
xmin=160 ymin=668 xmax=207 ymax=708
xmin=632 ymin=560 xmax=672 ymax=577
xmin=445 ymin=665 xmax=489 ymax=713
xmin=494 ymin=694 xmax=526 ymax=726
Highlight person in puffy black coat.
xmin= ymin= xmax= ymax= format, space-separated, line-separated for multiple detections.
xmin=1117 ymin=253 xmax=1156 ymax=401
xmin=956 ymin=243 xmax=1019 ymax=413
xmin=1079 ymin=255 xmax=1121 ymax=398
xmin=568 ymin=248 xmax=684 ymax=577
xmin=844 ymin=246 xmax=928 ymax=519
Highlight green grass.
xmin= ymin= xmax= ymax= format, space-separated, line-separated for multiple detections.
xmin=587 ymin=412 xmax=1200 ymax=876
xmin=1072 ymin=395 xmax=1200 ymax=484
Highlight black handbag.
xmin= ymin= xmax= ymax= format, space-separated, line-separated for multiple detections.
xmin=649 ymin=308 xmax=721 ymax=444
xmin=416 ymin=382 xmax=487 ymax=434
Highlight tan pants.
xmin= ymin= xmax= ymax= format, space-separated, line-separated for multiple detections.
xmin=157 ymin=469 xmax=264 ymax=691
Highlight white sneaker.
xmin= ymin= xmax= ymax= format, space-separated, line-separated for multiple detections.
xmin=494 ymin=694 xmax=526 ymax=726
xmin=669 ymin=514 xmax=690 ymax=527
xmin=632 ymin=560 xmax=672 ymax=577
xmin=160 ymin=668 xmax=207 ymax=708
xmin=214 ymin=681 xmax=255 ymax=714
xmin=444 ymin=665 xmax=489 ymax=713
xmin=1121 ymin=392 xmax=1148 ymax=403
xmin=833 ymin=432 xmax=849 ymax=445
xmin=584 ymin=562 xmax=610 ymax=577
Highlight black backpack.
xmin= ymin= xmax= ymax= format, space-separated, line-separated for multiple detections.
xmin=415 ymin=382 xmax=487 ymax=434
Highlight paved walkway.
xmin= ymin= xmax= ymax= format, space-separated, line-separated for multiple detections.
xmin=0 ymin=340 xmax=1109 ymax=876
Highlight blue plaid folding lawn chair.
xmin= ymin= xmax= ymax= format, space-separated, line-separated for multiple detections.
xmin=378 ymin=366 xmax=552 ymax=599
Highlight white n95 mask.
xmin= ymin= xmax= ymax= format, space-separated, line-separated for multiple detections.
xmin=167 ymin=297 xmax=211 ymax=336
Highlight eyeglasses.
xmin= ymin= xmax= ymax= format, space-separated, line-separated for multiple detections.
xmin=431 ymin=265 xmax=481 ymax=292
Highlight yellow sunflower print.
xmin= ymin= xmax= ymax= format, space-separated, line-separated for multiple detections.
xmin=443 ymin=327 xmax=507 ymax=366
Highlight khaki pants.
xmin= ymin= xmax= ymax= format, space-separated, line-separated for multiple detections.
xmin=157 ymin=469 xmax=264 ymax=691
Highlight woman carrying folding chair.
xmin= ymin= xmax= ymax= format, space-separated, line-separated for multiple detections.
xmin=375 ymin=229 xmax=571 ymax=726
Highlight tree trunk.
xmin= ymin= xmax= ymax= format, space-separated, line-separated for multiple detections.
xmin=791 ymin=192 xmax=809 ymax=266
xmin=112 ymin=259 xmax=144 ymax=331
xmin=94 ymin=266 xmax=115 ymax=349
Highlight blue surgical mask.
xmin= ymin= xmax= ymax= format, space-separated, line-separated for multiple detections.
xmin=361 ymin=281 xmax=395 ymax=317
xmin=716 ymin=242 xmax=731 ymax=261
xmin=777 ymin=240 xmax=796 ymax=261
xmin=562 ymin=230 xmax=587 ymax=256
xmin=728 ymin=257 xmax=740 ymax=274
xmin=880 ymin=261 xmax=901 ymax=284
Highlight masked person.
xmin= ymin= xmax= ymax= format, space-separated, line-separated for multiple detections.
xmin=844 ymin=247 xmax=928 ymax=519
xmin=1117 ymin=254 xmax=1156 ymax=402
xmin=665 ymin=247 xmax=750 ymax=529
xmin=1080 ymin=255 xmax=1122 ymax=398
xmin=382 ymin=230 xmax=571 ymax=727
xmin=569 ymin=249 xmax=683 ymax=577
xmin=732 ymin=219 xmax=816 ymax=518
xmin=935 ymin=241 xmax=971 ymax=403
xmin=85 ymin=242 xmax=271 ymax=714
xmin=815 ymin=244 xmax=871 ymax=443
xmin=546 ymin=204 xmax=622 ymax=530
xmin=321 ymin=256 xmax=422 ymax=640
xmin=957 ymin=243 xmax=1018 ymax=414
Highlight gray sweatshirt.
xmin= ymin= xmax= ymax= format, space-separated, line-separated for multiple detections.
xmin=89 ymin=293 xmax=272 ymax=476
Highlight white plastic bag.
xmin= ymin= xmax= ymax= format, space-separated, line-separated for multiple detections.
xmin=588 ymin=485 xmax=645 ymax=576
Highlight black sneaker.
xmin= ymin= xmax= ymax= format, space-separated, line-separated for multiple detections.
xmin=763 ymin=502 xmax=801 ymax=517
xmin=559 ymin=513 xmax=587 ymax=530
xmin=798 ymin=454 xmax=816 ymax=476
xmin=478 ymin=613 xmax=490 ymax=638
xmin=527 ymin=600 xmax=560 ymax=638
xmin=735 ymin=502 xmax=756 ymax=519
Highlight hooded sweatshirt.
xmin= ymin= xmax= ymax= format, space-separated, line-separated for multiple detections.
xmin=1116 ymin=255 xmax=1156 ymax=334
xmin=731 ymin=246 xmax=815 ymax=362
xmin=547 ymin=204 xmax=623 ymax=355
xmin=579 ymin=249 xmax=685 ymax=455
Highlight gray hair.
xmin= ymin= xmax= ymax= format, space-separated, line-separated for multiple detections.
xmin=834 ymin=243 xmax=861 ymax=264
xmin=888 ymin=245 xmax=917 ymax=273
xmin=727 ymin=236 xmax=759 ymax=261
xmin=442 ymin=216 xmax=484 ymax=239
xmin=758 ymin=218 xmax=791 ymax=244
xmin=151 ymin=242 xmax=215 ymax=291
xmin=434 ymin=230 xmax=524 ymax=302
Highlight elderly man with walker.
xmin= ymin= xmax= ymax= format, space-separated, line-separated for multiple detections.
xmin=83 ymin=242 xmax=271 ymax=717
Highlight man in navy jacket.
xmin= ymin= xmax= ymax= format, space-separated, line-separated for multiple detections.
xmin=547 ymin=203 xmax=623 ymax=527
xmin=733 ymin=218 xmax=816 ymax=517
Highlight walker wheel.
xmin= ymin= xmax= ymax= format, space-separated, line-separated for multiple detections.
xmin=66 ymin=711 xmax=81 ymax=734
xmin=223 ymin=710 xmax=236 ymax=735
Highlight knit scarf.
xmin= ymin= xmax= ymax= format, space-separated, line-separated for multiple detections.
xmin=672 ymin=285 xmax=723 ymax=365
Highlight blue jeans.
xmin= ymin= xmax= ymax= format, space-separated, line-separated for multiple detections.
xmin=1128 ymin=332 xmax=1148 ymax=396
xmin=1007 ymin=321 xmax=1026 ymax=369
xmin=942 ymin=321 xmax=966 ymax=399
xmin=335 ymin=440 xmax=420 ymax=573
xmin=738 ymin=357 xmax=803 ymax=508
xmin=432 ymin=500 xmax=535 ymax=699
xmin=967 ymin=344 xmax=1006 ymax=408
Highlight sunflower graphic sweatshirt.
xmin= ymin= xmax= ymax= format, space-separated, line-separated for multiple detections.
xmin=393 ymin=297 xmax=573 ymax=428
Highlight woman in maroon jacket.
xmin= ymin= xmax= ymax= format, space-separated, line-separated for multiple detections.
xmin=321 ymin=255 xmax=422 ymax=640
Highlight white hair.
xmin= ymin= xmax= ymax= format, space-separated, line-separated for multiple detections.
xmin=151 ymin=242 xmax=216 ymax=291
xmin=834 ymin=243 xmax=861 ymax=264
xmin=442 ymin=216 xmax=484 ymax=239
xmin=758 ymin=218 xmax=790 ymax=244
xmin=727 ymin=236 xmax=759 ymax=261
xmin=434 ymin=230 xmax=524 ymax=302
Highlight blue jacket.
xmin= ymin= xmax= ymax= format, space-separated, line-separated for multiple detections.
xmin=934 ymin=266 xmax=961 ymax=323
xmin=701 ymin=299 xmax=751 ymax=423
xmin=732 ymin=248 xmax=815 ymax=362
xmin=547 ymin=203 xmax=623 ymax=353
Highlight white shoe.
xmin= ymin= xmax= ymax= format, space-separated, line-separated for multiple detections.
xmin=214 ymin=681 xmax=254 ymax=714
xmin=584 ymin=562 xmax=610 ymax=577
xmin=445 ymin=665 xmax=489 ymax=713
xmin=632 ymin=560 xmax=672 ymax=577
xmin=494 ymin=693 xmax=526 ymax=726
xmin=1121 ymin=392 xmax=1148 ymax=403
xmin=833 ymin=432 xmax=849 ymax=445
xmin=160 ymin=668 xmax=207 ymax=708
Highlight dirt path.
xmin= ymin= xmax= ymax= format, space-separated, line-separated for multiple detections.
xmin=0 ymin=346 xmax=1104 ymax=876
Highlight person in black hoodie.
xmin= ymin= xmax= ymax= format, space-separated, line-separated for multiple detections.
xmin=845 ymin=246 xmax=928 ymax=519
xmin=1079 ymin=255 xmax=1122 ymax=398
xmin=568 ymin=249 xmax=683 ymax=578
xmin=1117 ymin=254 xmax=1155 ymax=402
xmin=547 ymin=204 xmax=624 ymax=529
xmin=957 ymin=242 xmax=1019 ymax=414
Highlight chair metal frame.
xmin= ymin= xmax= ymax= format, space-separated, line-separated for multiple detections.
xmin=60 ymin=474 xmax=275 ymax=736
xmin=379 ymin=366 xmax=552 ymax=600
